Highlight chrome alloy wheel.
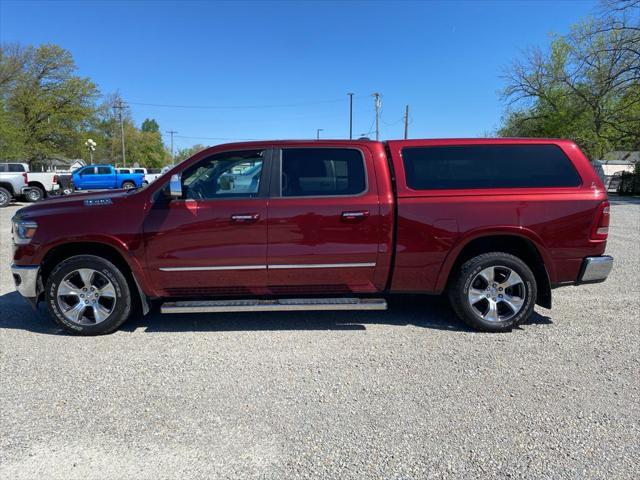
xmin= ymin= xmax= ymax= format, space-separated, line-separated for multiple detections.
xmin=0 ymin=190 xmax=9 ymax=205
xmin=26 ymin=188 xmax=42 ymax=201
xmin=467 ymin=266 xmax=526 ymax=323
xmin=56 ymin=268 xmax=117 ymax=324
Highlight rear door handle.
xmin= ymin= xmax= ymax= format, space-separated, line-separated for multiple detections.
xmin=341 ymin=210 xmax=369 ymax=221
xmin=231 ymin=213 xmax=260 ymax=223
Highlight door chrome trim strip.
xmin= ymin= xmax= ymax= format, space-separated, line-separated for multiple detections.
xmin=159 ymin=262 xmax=376 ymax=272
xmin=159 ymin=265 xmax=267 ymax=272
xmin=269 ymin=262 xmax=376 ymax=269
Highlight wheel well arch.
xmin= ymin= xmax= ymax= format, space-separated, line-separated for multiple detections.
xmin=444 ymin=234 xmax=552 ymax=308
xmin=0 ymin=182 xmax=15 ymax=194
xmin=40 ymin=242 xmax=148 ymax=313
xmin=27 ymin=181 xmax=46 ymax=191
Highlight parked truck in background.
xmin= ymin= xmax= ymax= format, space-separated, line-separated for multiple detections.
xmin=117 ymin=167 xmax=164 ymax=184
xmin=72 ymin=165 xmax=144 ymax=190
xmin=10 ymin=138 xmax=613 ymax=335
xmin=0 ymin=163 xmax=62 ymax=202
xmin=0 ymin=166 xmax=29 ymax=207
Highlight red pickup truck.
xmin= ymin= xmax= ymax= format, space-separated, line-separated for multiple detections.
xmin=11 ymin=138 xmax=613 ymax=335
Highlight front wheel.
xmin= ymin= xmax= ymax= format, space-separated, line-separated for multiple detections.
xmin=0 ymin=187 xmax=11 ymax=208
xmin=122 ymin=181 xmax=136 ymax=189
xmin=448 ymin=252 xmax=537 ymax=332
xmin=45 ymin=255 xmax=132 ymax=335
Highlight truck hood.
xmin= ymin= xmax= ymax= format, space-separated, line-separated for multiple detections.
xmin=14 ymin=190 xmax=138 ymax=219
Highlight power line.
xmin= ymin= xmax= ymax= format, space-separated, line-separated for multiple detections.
xmin=127 ymin=97 xmax=352 ymax=110
xmin=172 ymin=134 xmax=262 ymax=141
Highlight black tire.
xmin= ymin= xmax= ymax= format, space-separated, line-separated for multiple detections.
xmin=0 ymin=187 xmax=11 ymax=208
xmin=448 ymin=252 xmax=537 ymax=332
xmin=45 ymin=255 xmax=132 ymax=335
xmin=25 ymin=186 xmax=44 ymax=202
xmin=121 ymin=181 xmax=135 ymax=189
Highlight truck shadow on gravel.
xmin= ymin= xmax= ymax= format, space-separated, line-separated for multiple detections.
xmin=0 ymin=291 xmax=552 ymax=335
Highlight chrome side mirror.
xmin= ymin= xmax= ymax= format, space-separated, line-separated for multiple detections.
xmin=169 ymin=173 xmax=182 ymax=198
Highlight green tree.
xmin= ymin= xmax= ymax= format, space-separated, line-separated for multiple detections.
xmin=499 ymin=0 xmax=640 ymax=158
xmin=174 ymin=144 xmax=207 ymax=163
xmin=126 ymin=126 xmax=170 ymax=168
xmin=80 ymin=96 xmax=170 ymax=168
xmin=141 ymin=118 xmax=159 ymax=133
xmin=0 ymin=44 xmax=99 ymax=166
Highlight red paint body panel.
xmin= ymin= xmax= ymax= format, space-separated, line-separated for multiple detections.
xmin=265 ymin=142 xmax=393 ymax=293
xmin=142 ymin=198 xmax=269 ymax=296
xmin=386 ymin=138 xmax=608 ymax=291
xmin=12 ymin=138 xmax=608 ymax=301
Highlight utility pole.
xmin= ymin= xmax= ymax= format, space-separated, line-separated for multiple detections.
xmin=316 ymin=128 xmax=324 ymax=140
xmin=114 ymin=99 xmax=127 ymax=167
xmin=403 ymin=104 xmax=410 ymax=139
xmin=167 ymin=130 xmax=178 ymax=162
xmin=347 ymin=92 xmax=354 ymax=139
xmin=372 ymin=92 xmax=381 ymax=141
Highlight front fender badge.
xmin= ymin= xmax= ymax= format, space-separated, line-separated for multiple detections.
xmin=84 ymin=198 xmax=113 ymax=206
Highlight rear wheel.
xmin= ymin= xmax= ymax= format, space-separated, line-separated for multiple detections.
xmin=448 ymin=252 xmax=537 ymax=332
xmin=25 ymin=186 xmax=44 ymax=202
xmin=122 ymin=181 xmax=135 ymax=189
xmin=0 ymin=187 xmax=11 ymax=207
xmin=45 ymin=255 xmax=132 ymax=335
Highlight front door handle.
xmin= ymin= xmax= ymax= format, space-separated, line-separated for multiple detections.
xmin=341 ymin=210 xmax=369 ymax=221
xmin=231 ymin=213 xmax=260 ymax=223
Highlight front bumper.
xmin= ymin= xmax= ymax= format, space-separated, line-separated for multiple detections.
xmin=11 ymin=264 xmax=39 ymax=298
xmin=577 ymin=256 xmax=613 ymax=284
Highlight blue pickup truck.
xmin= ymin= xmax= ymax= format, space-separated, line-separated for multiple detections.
xmin=72 ymin=165 xmax=145 ymax=191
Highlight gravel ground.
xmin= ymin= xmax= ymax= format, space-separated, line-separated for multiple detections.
xmin=1 ymin=198 xmax=638 ymax=480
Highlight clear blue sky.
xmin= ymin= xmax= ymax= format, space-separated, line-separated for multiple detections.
xmin=1 ymin=0 xmax=597 ymax=151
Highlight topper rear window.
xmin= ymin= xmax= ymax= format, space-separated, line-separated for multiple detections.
xmin=402 ymin=144 xmax=581 ymax=190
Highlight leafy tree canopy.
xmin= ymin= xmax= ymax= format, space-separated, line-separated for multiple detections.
xmin=174 ymin=144 xmax=208 ymax=163
xmin=0 ymin=44 xmax=172 ymax=168
xmin=141 ymin=118 xmax=159 ymax=133
xmin=499 ymin=0 xmax=640 ymax=159
xmin=0 ymin=43 xmax=98 ymax=163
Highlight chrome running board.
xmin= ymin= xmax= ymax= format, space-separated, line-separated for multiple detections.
xmin=161 ymin=297 xmax=387 ymax=314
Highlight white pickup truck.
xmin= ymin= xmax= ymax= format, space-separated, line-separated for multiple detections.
xmin=116 ymin=167 xmax=163 ymax=184
xmin=0 ymin=165 xmax=29 ymax=207
xmin=0 ymin=163 xmax=62 ymax=202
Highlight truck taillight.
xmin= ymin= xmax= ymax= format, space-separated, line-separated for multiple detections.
xmin=23 ymin=172 xmax=28 ymax=184
xmin=591 ymin=201 xmax=610 ymax=240
xmin=53 ymin=175 xmax=58 ymax=184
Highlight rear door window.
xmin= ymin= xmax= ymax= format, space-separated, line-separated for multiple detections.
xmin=402 ymin=145 xmax=581 ymax=190
xmin=97 ymin=167 xmax=111 ymax=174
xmin=281 ymin=148 xmax=366 ymax=197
